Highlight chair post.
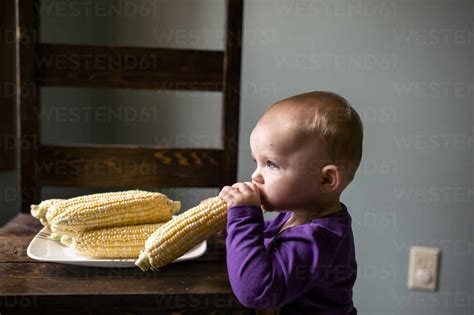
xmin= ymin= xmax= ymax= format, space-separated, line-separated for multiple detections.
xmin=0 ymin=1 xmax=16 ymax=172
xmin=16 ymin=0 xmax=41 ymax=212
xmin=222 ymin=0 xmax=243 ymax=186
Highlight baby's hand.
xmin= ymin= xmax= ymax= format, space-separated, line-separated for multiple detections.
xmin=219 ymin=182 xmax=261 ymax=208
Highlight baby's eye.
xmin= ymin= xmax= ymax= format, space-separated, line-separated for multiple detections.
xmin=266 ymin=160 xmax=279 ymax=169
xmin=251 ymin=157 xmax=257 ymax=164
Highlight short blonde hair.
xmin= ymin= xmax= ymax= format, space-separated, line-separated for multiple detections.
xmin=264 ymin=91 xmax=364 ymax=185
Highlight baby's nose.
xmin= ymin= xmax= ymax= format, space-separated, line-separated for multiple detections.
xmin=251 ymin=171 xmax=264 ymax=184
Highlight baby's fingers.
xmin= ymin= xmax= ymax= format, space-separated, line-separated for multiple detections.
xmin=232 ymin=182 xmax=252 ymax=193
xmin=244 ymin=182 xmax=259 ymax=193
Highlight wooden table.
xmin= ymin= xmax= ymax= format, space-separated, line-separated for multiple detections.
xmin=0 ymin=214 xmax=277 ymax=314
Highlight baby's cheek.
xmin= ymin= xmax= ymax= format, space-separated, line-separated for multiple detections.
xmin=265 ymin=186 xmax=287 ymax=205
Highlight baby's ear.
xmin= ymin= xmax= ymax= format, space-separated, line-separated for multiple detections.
xmin=320 ymin=164 xmax=341 ymax=192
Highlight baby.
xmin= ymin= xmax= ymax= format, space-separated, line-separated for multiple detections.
xmin=219 ymin=91 xmax=363 ymax=314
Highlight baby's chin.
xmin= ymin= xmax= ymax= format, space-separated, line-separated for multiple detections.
xmin=261 ymin=203 xmax=286 ymax=213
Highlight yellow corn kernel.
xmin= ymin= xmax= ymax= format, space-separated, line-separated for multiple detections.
xmin=135 ymin=196 xmax=227 ymax=271
xmin=60 ymin=223 xmax=165 ymax=258
xmin=50 ymin=190 xmax=180 ymax=234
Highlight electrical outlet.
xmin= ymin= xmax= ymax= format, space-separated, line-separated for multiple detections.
xmin=408 ymin=246 xmax=440 ymax=291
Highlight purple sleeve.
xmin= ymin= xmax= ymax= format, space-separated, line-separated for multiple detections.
xmin=226 ymin=205 xmax=331 ymax=309
xmin=218 ymin=213 xmax=270 ymax=239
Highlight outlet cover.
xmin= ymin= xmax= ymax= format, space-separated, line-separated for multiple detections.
xmin=408 ymin=246 xmax=440 ymax=291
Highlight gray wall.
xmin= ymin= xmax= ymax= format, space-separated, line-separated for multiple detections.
xmin=1 ymin=1 xmax=472 ymax=314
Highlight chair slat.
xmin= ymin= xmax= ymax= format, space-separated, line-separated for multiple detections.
xmin=39 ymin=144 xmax=223 ymax=188
xmin=37 ymin=44 xmax=224 ymax=91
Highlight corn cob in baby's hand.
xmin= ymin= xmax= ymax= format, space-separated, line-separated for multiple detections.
xmin=60 ymin=223 xmax=165 ymax=258
xmin=49 ymin=190 xmax=180 ymax=235
xmin=135 ymin=196 xmax=228 ymax=271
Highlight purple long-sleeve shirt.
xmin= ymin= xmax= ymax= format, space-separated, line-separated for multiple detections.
xmin=225 ymin=202 xmax=357 ymax=314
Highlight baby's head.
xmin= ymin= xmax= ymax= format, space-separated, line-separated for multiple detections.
xmin=250 ymin=91 xmax=363 ymax=212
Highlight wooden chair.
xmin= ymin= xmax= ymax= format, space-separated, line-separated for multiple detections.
xmin=14 ymin=0 xmax=243 ymax=213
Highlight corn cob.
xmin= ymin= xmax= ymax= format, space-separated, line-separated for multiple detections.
xmin=60 ymin=223 xmax=165 ymax=258
xmin=50 ymin=190 xmax=180 ymax=234
xmin=135 ymin=196 xmax=227 ymax=271
xmin=30 ymin=199 xmax=65 ymax=227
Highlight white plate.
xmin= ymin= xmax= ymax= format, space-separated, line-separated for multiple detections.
xmin=27 ymin=227 xmax=207 ymax=268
